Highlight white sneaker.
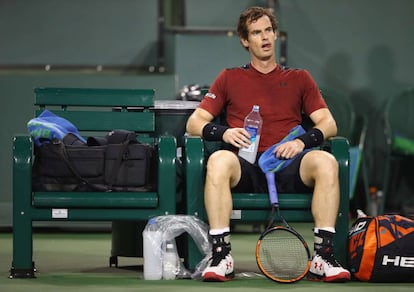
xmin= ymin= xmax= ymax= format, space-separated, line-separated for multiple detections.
xmin=202 ymin=246 xmax=234 ymax=282
xmin=308 ymin=254 xmax=351 ymax=282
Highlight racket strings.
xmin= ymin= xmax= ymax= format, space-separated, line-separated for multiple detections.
xmin=257 ymin=229 xmax=310 ymax=281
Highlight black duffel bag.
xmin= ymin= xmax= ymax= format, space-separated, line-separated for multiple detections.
xmin=105 ymin=142 xmax=156 ymax=191
xmin=32 ymin=130 xmax=157 ymax=192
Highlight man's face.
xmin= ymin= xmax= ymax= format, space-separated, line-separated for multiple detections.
xmin=241 ymin=15 xmax=277 ymax=60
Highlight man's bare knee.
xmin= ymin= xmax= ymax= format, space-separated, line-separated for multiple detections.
xmin=206 ymin=150 xmax=241 ymax=187
xmin=300 ymin=150 xmax=338 ymax=185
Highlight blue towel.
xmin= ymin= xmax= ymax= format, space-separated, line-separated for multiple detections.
xmin=27 ymin=109 xmax=86 ymax=146
xmin=258 ymin=125 xmax=309 ymax=173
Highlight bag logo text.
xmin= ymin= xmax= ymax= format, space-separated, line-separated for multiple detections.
xmin=382 ymin=255 xmax=414 ymax=268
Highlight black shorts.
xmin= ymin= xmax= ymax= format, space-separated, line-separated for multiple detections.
xmin=232 ymin=151 xmax=313 ymax=194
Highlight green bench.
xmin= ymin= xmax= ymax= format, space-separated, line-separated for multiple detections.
xmin=184 ymin=136 xmax=350 ymax=270
xmin=10 ymin=87 xmax=177 ymax=278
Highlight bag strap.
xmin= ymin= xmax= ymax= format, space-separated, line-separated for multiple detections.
xmin=106 ymin=140 xmax=132 ymax=189
xmin=55 ymin=142 xmax=110 ymax=192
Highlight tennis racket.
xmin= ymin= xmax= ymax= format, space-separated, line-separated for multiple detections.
xmin=255 ymin=172 xmax=311 ymax=283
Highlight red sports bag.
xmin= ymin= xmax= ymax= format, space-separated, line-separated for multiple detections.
xmin=348 ymin=214 xmax=414 ymax=282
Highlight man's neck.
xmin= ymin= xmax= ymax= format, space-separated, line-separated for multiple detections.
xmin=250 ymin=58 xmax=277 ymax=74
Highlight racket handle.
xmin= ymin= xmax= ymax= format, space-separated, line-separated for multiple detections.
xmin=265 ymin=172 xmax=278 ymax=205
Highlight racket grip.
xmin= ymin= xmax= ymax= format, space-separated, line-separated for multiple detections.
xmin=265 ymin=172 xmax=278 ymax=205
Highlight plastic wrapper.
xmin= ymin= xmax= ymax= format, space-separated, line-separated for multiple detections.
xmin=142 ymin=215 xmax=211 ymax=280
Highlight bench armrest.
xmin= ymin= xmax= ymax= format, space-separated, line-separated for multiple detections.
xmin=157 ymin=135 xmax=177 ymax=213
xmin=13 ymin=135 xmax=33 ymax=212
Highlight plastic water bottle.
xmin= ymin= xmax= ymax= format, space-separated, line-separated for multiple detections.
xmin=143 ymin=218 xmax=162 ymax=280
xmin=238 ymin=105 xmax=263 ymax=163
xmin=377 ymin=190 xmax=383 ymax=215
xmin=162 ymin=241 xmax=178 ymax=280
xmin=368 ymin=186 xmax=378 ymax=217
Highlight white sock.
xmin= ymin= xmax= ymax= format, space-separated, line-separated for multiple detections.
xmin=314 ymin=227 xmax=336 ymax=234
xmin=209 ymin=227 xmax=230 ymax=236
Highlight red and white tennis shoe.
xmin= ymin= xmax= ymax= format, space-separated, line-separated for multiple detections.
xmin=202 ymin=246 xmax=234 ymax=282
xmin=308 ymin=254 xmax=351 ymax=282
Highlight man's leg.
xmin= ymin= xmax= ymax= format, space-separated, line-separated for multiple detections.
xmin=202 ymin=150 xmax=241 ymax=282
xmin=299 ymin=150 xmax=351 ymax=282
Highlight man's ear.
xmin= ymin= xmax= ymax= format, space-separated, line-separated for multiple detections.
xmin=240 ymin=37 xmax=249 ymax=49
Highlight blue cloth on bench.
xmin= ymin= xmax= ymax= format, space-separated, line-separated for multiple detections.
xmin=27 ymin=109 xmax=86 ymax=146
xmin=258 ymin=125 xmax=309 ymax=173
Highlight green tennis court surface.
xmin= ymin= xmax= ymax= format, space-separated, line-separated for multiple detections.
xmin=1 ymin=223 xmax=412 ymax=291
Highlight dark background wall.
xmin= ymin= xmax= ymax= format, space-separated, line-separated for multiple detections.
xmin=1 ymin=0 xmax=413 ymax=226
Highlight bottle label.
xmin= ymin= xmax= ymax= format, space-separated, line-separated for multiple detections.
xmin=244 ymin=126 xmax=258 ymax=152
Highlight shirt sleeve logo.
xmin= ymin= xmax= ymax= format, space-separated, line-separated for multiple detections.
xmin=205 ymin=92 xmax=216 ymax=99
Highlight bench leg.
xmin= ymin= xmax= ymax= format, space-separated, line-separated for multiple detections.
xmin=10 ymin=213 xmax=35 ymax=278
xmin=334 ymin=176 xmax=350 ymax=267
xmin=184 ymin=234 xmax=203 ymax=271
xmin=334 ymin=214 xmax=348 ymax=267
xmin=11 ymin=135 xmax=36 ymax=278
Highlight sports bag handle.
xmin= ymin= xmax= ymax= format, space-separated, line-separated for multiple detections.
xmin=55 ymin=141 xmax=110 ymax=192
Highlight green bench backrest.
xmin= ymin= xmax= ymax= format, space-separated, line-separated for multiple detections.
xmin=34 ymin=87 xmax=155 ymax=135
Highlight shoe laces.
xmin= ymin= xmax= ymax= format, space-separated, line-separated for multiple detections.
xmin=321 ymin=253 xmax=342 ymax=268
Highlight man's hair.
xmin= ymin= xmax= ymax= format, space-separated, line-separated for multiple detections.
xmin=237 ymin=6 xmax=278 ymax=41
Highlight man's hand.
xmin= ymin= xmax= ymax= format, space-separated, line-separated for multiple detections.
xmin=222 ymin=128 xmax=251 ymax=148
xmin=273 ymin=139 xmax=305 ymax=159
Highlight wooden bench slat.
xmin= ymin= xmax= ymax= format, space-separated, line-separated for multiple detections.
xmin=33 ymin=192 xmax=158 ymax=208
xmin=232 ymin=193 xmax=312 ymax=209
xmin=35 ymin=87 xmax=155 ymax=107
xmin=30 ymin=208 xmax=165 ymax=221
xmin=33 ymin=110 xmax=156 ymax=132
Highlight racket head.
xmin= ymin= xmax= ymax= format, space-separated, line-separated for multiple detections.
xmin=256 ymin=226 xmax=311 ymax=283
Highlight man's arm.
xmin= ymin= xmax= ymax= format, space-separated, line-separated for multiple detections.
xmin=186 ymin=108 xmax=215 ymax=137
xmin=186 ymin=108 xmax=252 ymax=148
xmin=274 ymin=108 xmax=337 ymax=159
xmin=308 ymin=108 xmax=338 ymax=139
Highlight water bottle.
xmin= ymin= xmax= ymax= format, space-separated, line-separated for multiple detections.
xmin=376 ymin=190 xmax=383 ymax=215
xmin=368 ymin=186 xmax=378 ymax=216
xmin=162 ymin=241 xmax=178 ymax=280
xmin=238 ymin=105 xmax=263 ymax=163
xmin=143 ymin=218 xmax=163 ymax=280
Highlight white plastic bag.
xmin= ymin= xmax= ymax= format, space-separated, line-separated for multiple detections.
xmin=142 ymin=215 xmax=211 ymax=279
